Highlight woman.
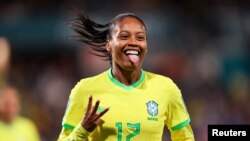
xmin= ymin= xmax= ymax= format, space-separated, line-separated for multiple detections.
xmin=58 ymin=12 xmax=195 ymax=141
xmin=0 ymin=85 xmax=40 ymax=141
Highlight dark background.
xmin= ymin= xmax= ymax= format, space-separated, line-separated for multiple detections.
xmin=1 ymin=0 xmax=250 ymax=140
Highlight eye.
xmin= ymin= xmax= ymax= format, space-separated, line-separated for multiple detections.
xmin=137 ymin=36 xmax=145 ymax=41
xmin=119 ymin=35 xmax=129 ymax=40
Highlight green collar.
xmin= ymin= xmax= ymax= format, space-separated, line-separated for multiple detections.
xmin=108 ymin=68 xmax=145 ymax=90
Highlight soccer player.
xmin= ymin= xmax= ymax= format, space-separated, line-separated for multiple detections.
xmin=0 ymin=85 xmax=40 ymax=141
xmin=58 ymin=12 xmax=195 ymax=141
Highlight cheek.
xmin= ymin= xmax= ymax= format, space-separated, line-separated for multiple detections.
xmin=112 ymin=49 xmax=123 ymax=61
xmin=142 ymin=43 xmax=147 ymax=53
xmin=111 ymin=42 xmax=123 ymax=55
xmin=144 ymin=44 xmax=148 ymax=51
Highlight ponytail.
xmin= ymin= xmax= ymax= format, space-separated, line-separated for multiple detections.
xmin=68 ymin=10 xmax=146 ymax=64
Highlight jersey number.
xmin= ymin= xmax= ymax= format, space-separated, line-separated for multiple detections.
xmin=115 ymin=122 xmax=140 ymax=141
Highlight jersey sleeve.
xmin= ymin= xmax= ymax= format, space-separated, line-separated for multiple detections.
xmin=58 ymin=79 xmax=90 ymax=140
xmin=165 ymin=81 xmax=190 ymax=132
xmin=62 ymin=80 xmax=86 ymax=130
xmin=20 ymin=117 xmax=41 ymax=141
xmin=58 ymin=123 xmax=90 ymax=141
xmin=170 ymin=124 xmax=195 ymax=141
xmin=27 ymin=119 xmax=40 ymax=141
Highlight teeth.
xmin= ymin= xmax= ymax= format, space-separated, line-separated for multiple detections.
xmin=125 ymin=50 xmax=139 ymax=55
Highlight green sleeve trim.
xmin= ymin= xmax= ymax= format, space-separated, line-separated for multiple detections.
xmin=63 ymin=123 xmax=75 ymax=130
xmin=171 ymin=118 xmax=190 ymax=131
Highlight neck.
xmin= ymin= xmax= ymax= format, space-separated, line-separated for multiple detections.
xmin=0 ymin=115 xmax=14 ymax=124
xmin=112 ymin=66 xmax=141 ymax=86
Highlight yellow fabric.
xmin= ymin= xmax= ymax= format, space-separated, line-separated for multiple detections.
xmin=58 ymin=69 xmax=194 ymax=141
xmin=58 ymin=124 xmax=90 ymax=141
xmin=0 ymin=116 xmax=40 ymax=141
xmin=170 ymin=124 xmax=195 ymax=141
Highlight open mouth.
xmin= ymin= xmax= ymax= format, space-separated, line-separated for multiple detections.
xmin=124 ymin=50 xmax=140 ymax=56
xmin=123 ymin=50 xmax=140 ymax=63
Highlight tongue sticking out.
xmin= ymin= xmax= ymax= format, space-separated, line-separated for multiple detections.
xmin=128 ymin=55 xmax=139 ymax=64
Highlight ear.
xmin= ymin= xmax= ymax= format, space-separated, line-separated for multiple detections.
xmin=105 ymin=40 xmax=111 ymax=52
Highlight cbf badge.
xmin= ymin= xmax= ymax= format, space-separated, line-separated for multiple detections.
xmin=146 ymin=100 xmax=158 ymax=117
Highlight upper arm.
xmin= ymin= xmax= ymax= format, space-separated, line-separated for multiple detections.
xmin=60 ymin=80 xmax=86 ymax=135
xmin=164 ymin=79 xmax=194 ymax=140
xmin=165 ymin=81 xmax=190 ymax=130
xmin=62 ymin=98 xmax=84 ymax=131
xmin=170 ymin=124 xmax=195 ymax=141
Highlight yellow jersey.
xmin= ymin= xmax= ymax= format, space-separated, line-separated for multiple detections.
xmin=59 ymin=69 xmax=193 ymax=141
xmin=0 ymin=116 xmax=40 ymax=141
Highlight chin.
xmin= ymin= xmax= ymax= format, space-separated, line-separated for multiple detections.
xmin=122 ymin=63 xmax=141 ymax=71
xmin=114 ymin=60 xmax=141 ymax=71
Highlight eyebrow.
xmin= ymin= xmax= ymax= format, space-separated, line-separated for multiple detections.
xmin=119 ymin=30 xmax=146 ymax=34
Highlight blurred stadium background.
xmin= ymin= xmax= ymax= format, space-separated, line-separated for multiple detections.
xmin=0 ymin=0 xmax=249 ymax=141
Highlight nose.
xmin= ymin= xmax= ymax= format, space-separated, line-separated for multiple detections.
xmin=128 ymin=37 xmax=138 ymax=47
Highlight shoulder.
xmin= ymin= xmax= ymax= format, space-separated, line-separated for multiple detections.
xmin=144 ymin=70 xmax=182 ymax=96
xmin=69 ymin=71 xmax=107 ymax=100
xmin=144 ymin=71 xmax=178 ymax=87
xmin=73 ymin=71 xmax=107 ymax=90
xmin=145 ymin=71 xmax=171 ymax=81
xmin=15 ymin=116 xmax=37 ymax=128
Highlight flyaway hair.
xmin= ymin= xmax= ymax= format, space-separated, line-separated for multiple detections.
xmin=68 ymin=9 xmax=146 ymax=64
xmin=68 ymin=10 xmax=110 ymax=61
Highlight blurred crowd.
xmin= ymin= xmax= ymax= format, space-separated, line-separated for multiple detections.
xmin=1 ymin=0 xmax=250 ymax=141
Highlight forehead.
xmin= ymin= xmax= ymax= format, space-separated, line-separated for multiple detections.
xmin=113 ymin=17 xmax=146 ymax=33
xmin=0 ymin=88 xmax=18 ymax=100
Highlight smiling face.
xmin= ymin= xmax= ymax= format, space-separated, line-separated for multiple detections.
xmin=106 ymin=16 xmax=147 ymax=71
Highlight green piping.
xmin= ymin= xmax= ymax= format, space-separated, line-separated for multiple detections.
xmin=108 ymin=68 xmax=145 ymax=90
xmin=63 ymin=123 xmax=75 ymax=130
xmin=171 ymin=118 xmax=190 ymax=131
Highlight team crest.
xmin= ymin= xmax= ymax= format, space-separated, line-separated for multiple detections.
xmin=146 ymin=100 xmax=158 ymax=117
